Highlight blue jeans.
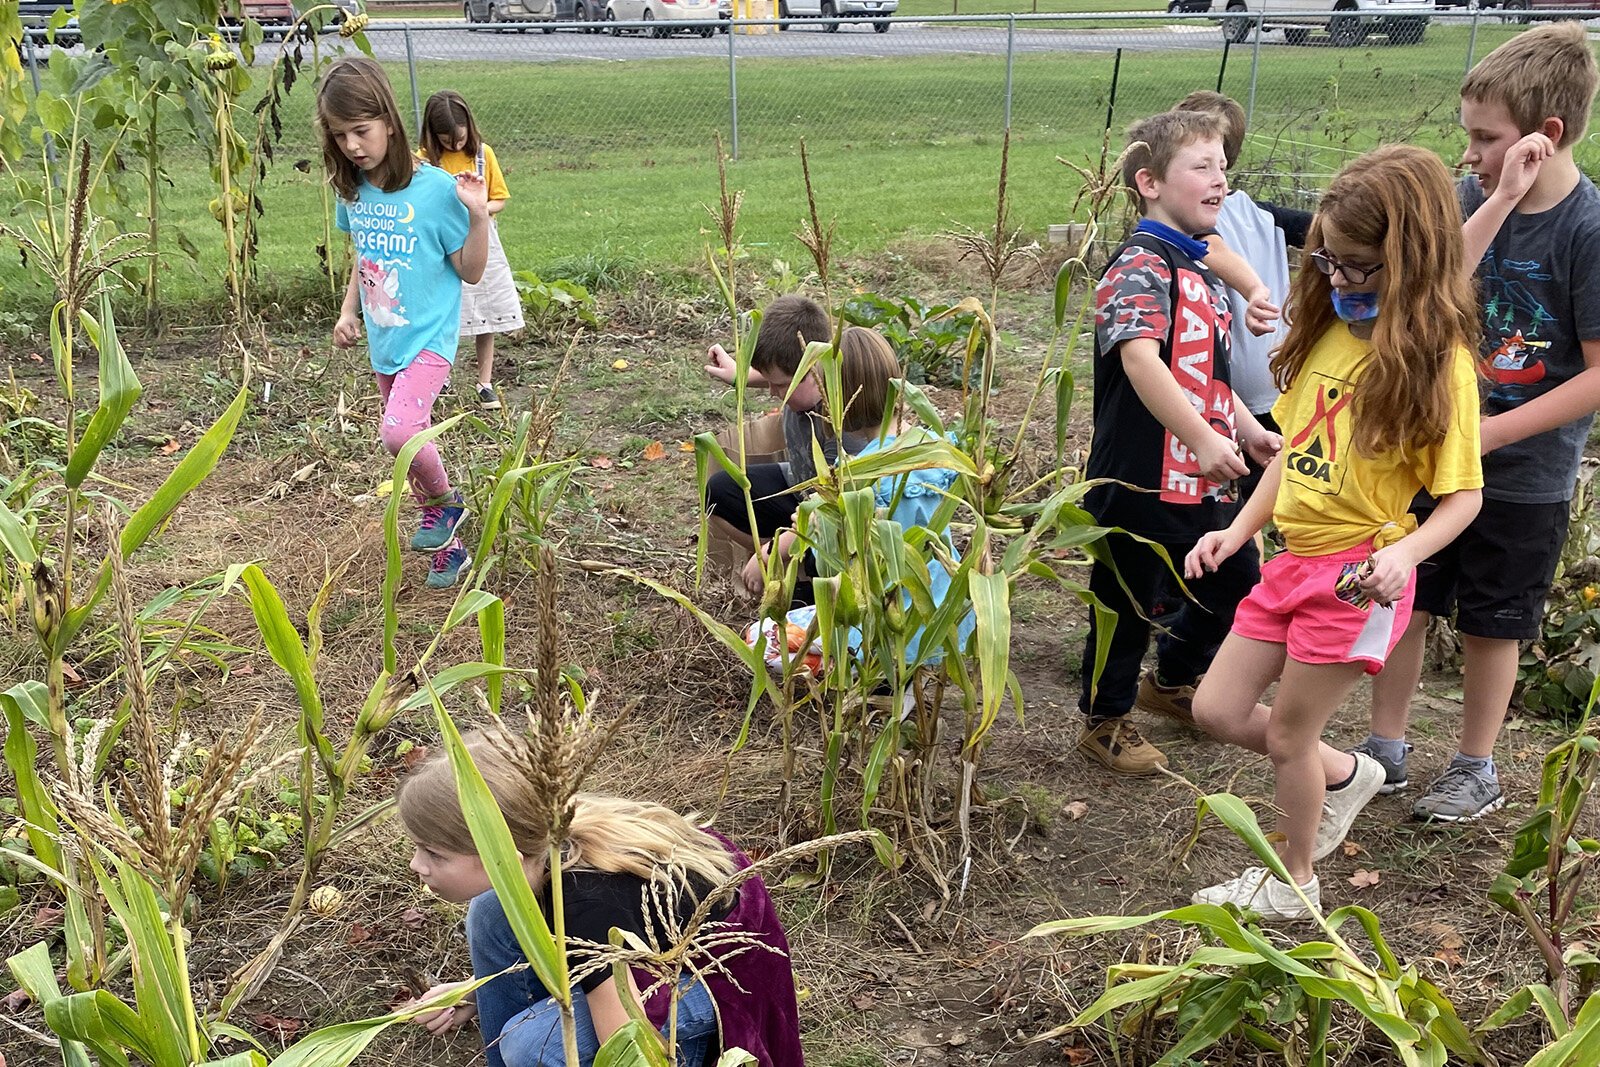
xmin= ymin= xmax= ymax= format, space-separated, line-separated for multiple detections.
xmin=467 ymin=889 xmax=719 ymax=1067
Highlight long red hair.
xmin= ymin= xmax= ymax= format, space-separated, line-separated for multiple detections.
xmin=1271 ymin=145 xmax=1479 ymax=457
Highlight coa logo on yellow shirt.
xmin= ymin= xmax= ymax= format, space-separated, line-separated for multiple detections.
xmin=1283 ymin=372 xmax=1352 ymax=494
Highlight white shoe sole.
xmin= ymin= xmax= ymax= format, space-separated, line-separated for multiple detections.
xmin=1414 ymin=793 xmax=1505 ymax=823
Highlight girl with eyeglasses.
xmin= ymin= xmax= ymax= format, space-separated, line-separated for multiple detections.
xmin=1180 ymin=145 xmax=1485 ymax=919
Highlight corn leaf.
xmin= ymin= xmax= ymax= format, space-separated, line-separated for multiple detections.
xmin=44 ymin=990 xmax=144 ymax=1067
xmin=0 ymin=497 xmax=36 ymax=564
xmin=445 ymin=589 xmax=502 ymax=633
xmin=91 ymin=852 xmax=201 ymax=1066
xmin=479 ymin=595 xmax=507 ymax=715
xmin=265 ymin=983 xmax=481 ymax=1067
xmin=1528 ymin=991 xmax=1600 ymax=1067
xmin=61 ymin=382 xmax=248 ymax=648
xmin=1 ymin=680 xmax=60 ymax=869
xmin=382 ymin=414 xmax=466 ymax=674
xmin=967 ymin=571 xmax=1011 ymax=750
xmin=1154 ymin=980 xmax=1255 ymax=1065
xmin=1053 ymin=259 xmax=1075 ymax=328
xmin=396 ymin=662 xmax=525 ymax=713
xmin=433 ymin=701 xmax=566 ymax=995
xmin=714 ymin=1051 xmax=759 ymax=1066
xmin=65 ymin=291 xmax=142 ymax=489
xmin=206 ymin=1055 xmax=268 ymax=1067
xmin=594 ymin=1021 xmax=672 ymax=1067
xmin=239 ymin=564 xmax=337 ymax=774
xmin=7 ymin=941 xmax=93 ymax=1067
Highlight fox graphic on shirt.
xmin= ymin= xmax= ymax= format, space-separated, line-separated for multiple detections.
xmin=359 ymin=256 xmax=410 ymax=329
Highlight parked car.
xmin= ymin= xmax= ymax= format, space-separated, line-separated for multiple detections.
xmin=1211 ymin=0 xmax=1432 ymax=46
xmin=16 ymin=1 xmax=80 ymax=48
xmin=605 ymin=0 xmax=719 ymax=37
xmin=778 ymin=0 xmax=896 ymax=32
xmin=554 ymin=0 xmax=608 ymax=29
xmin=240 ymin=0 xmax=298 ymax=41
xmin=464 ymin=0 xmax=560 ymax=31
xmin=1495 ymin=0 xmax=1596 ymax=22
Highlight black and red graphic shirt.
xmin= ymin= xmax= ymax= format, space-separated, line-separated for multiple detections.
xmin=1085 ymin=233 xmax=1239 ymax=543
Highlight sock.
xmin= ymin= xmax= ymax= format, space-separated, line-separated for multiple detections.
xmin=1363 ymin=733 xmax=1409 ymax=765
xmin=1328 ymin=760 xmax=1358 ymax=791
xmin=1450 ymin=753 xmax=1497 ymax=778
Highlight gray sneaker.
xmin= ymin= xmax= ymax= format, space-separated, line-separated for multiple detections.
xmin=1313 ymin=751 xmax=1386 ymax=861
xmin=1349 ymin=737 xmax=1412 ymax=794
xmin=1412 ymin=764 xmax=1505 ymax=823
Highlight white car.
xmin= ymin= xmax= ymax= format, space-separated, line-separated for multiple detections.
xmin=606 ymin=0 xmax=719 ymax=36
xmin=779 ymin=0 xmax=896 ymax=33
xmin=1212 ymin=0 xmax=1432 ymax=46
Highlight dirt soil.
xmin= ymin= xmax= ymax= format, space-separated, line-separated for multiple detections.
xmin=0 ymin=260 xmax=1581 ymax=1065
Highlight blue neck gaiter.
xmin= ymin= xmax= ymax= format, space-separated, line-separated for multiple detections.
xmin=1135 ymin=218 xmax=1211 ymax=261
xmin=1331 ymin=289 xmax=1380 ymax=323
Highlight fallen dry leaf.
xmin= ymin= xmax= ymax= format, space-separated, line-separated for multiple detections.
xmin=641 ymin=441 xmax=667 ymax=462
xmin=678 ymin=440 xmax=695 ymax=452
xmin=252 ymin=1013 xmax=305 ymax=1039
xmin=347 ymin=922 xmax=373 ymax=946
xmin=1348 ymin=869 xmax=1381 ymax=889
xmin=611 ymin=358 xmax=629 ymax=371
xmin=400 ymin=744 xmax=430 ymax=770
xmin=1062 ymin=1046 xmax=1096 ymax=1065
xmin=31 ymin=904 xmax=64 ymax=930
xmin=160 ymin=438 xmax=181 ymax=455
xmin=1341 ymin=840 xmax=1365 ymax=858
xmin=1062 ymin=801 xmax=1089 ymax=821
xmin=588 ymin=455 xmax=614 ymax=469
xmin=399 ymin=906 xmax=428 ymax=929
xmin=2 ymin=987 xmax=32 ymax=1012
xmin=849 ymin=992 xmax=876 ymax=1011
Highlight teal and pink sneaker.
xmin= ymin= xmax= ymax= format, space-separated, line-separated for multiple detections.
xmin=426 ymin=539 xmax=472 ymax=589
xmin=412 ymin=491 xmax=468 ymax=552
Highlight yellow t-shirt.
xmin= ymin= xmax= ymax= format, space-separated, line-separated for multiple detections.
xmin=1271 ymin=327 xmax=1483 ymax=557
xmin=420 ymin=143 xmax=511 ymax=202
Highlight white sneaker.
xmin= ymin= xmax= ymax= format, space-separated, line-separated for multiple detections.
xmin=1192 ymin=867 xmax=1320 ymax=920
xmin=1312 ymin=751 xmax=1386 ymax=862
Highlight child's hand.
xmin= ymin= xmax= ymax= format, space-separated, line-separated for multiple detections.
xmin=406 ymin=981 xmax=477 ymax=1035
xmin=1244 ymin=288 xmax=1281 ymax=337
xmin=1239 ymin=422 xmax=1282 ymax=468
xmin=1185 ymin=530 xmax=1242 ymax=579
xmin=1490 ymin=132 xmax=1556 ymax=206
xmin=1195 ymin=432 xmax=1249 ymax=484
xmin=454 ymin=171 xmax=490 ymax=214
xmin=739 ymin=552 xmax=766 ymax=597
xmin=334 ymin=311 xmax=362 ymax=349
xmin=705 ymin=343 xmax=738 ymax=385
xmin=1359 ymin=543 xmax=1416 ymax=607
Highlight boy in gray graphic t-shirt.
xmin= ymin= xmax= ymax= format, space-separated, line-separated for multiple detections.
xmin=1356 ymin=22 xmax=1600 ymax=825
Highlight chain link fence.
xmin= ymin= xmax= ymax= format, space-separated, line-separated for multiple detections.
xmin=9 ymin=10 xmax=1600 ymax=294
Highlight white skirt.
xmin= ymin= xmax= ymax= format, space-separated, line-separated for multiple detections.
xmin=459 ymin=221 xmax=525 ymax=337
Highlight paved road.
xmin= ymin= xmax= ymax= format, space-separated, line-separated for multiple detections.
xmin=328 ymin=19 xmax=1229 ymax=62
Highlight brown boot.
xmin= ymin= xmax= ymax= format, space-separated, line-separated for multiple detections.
xmin=1135 ymin=671 xmax=1197 ymax=726
xmin=1078 ymin=718 xmax=1169 ymax=776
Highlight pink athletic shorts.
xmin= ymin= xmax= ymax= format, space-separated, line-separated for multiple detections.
xmin=1232 ymin=542 xmax=1415 ymax=675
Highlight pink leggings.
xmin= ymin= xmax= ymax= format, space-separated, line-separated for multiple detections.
xmin=376 ymin=350 xmax=453 ymax=505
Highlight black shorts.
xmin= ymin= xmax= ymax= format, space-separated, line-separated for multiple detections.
xmin=1412 ymin=496 xmax=1569 ymax=641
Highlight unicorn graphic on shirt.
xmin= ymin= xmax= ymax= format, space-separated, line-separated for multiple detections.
xmin=359 ymin=257 xmax=409 ymax=328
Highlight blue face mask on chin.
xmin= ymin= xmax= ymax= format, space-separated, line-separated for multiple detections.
xmin=1331 ymin=289 xmax=1380 ymax=323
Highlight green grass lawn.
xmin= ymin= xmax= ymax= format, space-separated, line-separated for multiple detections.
xmin=3 ymin=22 xmax=1586 ymax=317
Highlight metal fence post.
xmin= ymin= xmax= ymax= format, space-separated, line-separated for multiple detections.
xmin=1003 ymin=14 xmax=1015 ymax=130
xmin=1465 ymin=7 xmax=1481 ymax=77
xmin=728 ymin=18 xmax=739 ymax=160
xmin=403 ymin=25 xmax=422 ymax=133
xmin=1245 ymin=13 xmax=1263 ymax=128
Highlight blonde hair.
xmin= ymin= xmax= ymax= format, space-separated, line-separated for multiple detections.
xmin=1121 ymin=109 xmax=1226 ymax=210
xmin=316 ymin=56 xmax=415 ymax=202
xmin=396 ymin=736 xmax=739 ymax=892
xmin=1271 ymin=145 xmax=1479 ymax=458
xmin=1461 ymin=21 xmax=1598 ymax=147
xmin=832 ymin=326 xmax=901 ymax=434
xmin=1174 ymin=90 xmax=1247 ymax=170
